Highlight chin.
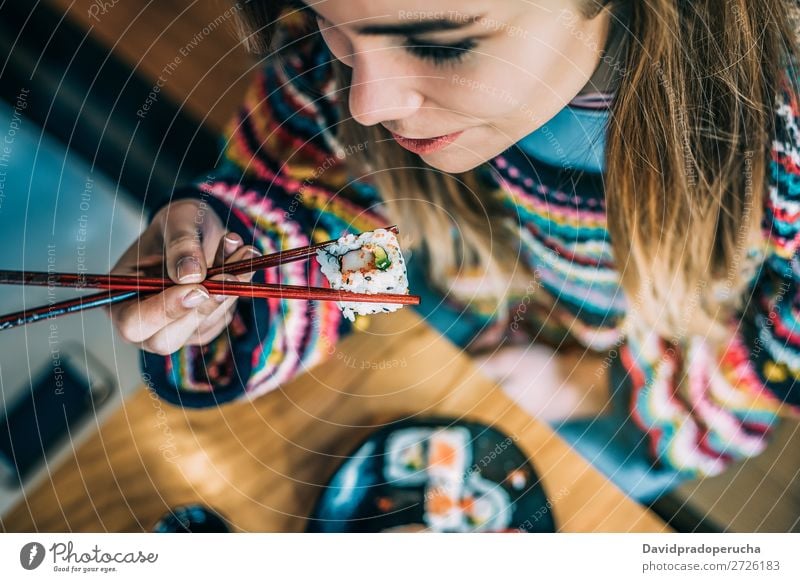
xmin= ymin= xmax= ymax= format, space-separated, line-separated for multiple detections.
xmin=420 ymin=150 xmax=489 ymax=173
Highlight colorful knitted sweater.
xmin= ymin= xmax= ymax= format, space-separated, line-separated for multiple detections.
xmin=142 ymin=16 xmax=800 ymax=479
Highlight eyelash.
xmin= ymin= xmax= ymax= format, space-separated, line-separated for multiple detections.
xmin=312 ymin=12 xmax=476 ymax=67
xmin=403 ymin=38 xmax=477 ymax=66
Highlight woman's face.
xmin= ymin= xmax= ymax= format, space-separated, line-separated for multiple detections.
xmin=307 ymin=0 xmax=611 ymax=172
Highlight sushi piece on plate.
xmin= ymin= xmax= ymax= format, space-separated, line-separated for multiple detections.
xmin=425 ymin=427 xmax=471 ymax=482
xmin=315 ymin=228 xmax=410 ymax=321
xmin=425 ymin=478 xmax=465 ymax=531
xmin=384 ymin=428 xmax=432 ymax=485
xmin=462 ymin=472 xmax=513 ymax=532
xmin=423 ymin=427 xmax=471 ymax=531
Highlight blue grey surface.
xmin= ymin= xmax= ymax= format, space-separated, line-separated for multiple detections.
xmin=0 ymin=97 xmax=144 ymax=513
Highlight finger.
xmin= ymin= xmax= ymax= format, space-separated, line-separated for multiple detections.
xmin=161 ymin=202 xmax=209 ymax=284
xmin=142 ymin=265 xmax=247 ymax=353
xmin=193 ymin=312 xmax=235 ymax=346
xmin=186 ymin=308 xmax=235 ymax=347
xmin=110 ymin=222 xmax=163 ymax=276
xmin=194 ymin=243 xmax=258 ymax=339
xmin=111 ymin=254 xmax=163 ymax=276
xmin=144 ymin=295 xmax=234 ymax=354
xmin=227 ymin=244 xmax=262 ymax=282
xmin=206 ymin=273 xmax=242 ymax=305
xmin=208 ymin=245 xmax=261 ymax=303
xmin=140 ymin=268 xmax=244 ymax=352
xmin=110 ymin=283 xmax=211 ymax=344
xmin=185 ymin=244 xmax=261 ymax=345
xmin=213 ymin=231 xmax=244 ymax=267
xmin=138 ymin=243 xmax=262 ymax=351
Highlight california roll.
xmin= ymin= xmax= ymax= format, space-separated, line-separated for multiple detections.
xmin=316 ymin=228 xmax=410 ymax=321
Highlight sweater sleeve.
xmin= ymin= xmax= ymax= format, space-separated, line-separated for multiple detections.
xmin=617 ymin=73 xmax=800 ymax=478
xmin=140 ymin=12 xmax=389 ymax=407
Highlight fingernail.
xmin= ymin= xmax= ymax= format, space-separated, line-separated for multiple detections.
xmin=247 ymin=247 xmax=263 ymax=257
xmin=182 ymin=288 xmax=209 ymax=308
xmin=176 ymin=256 xmax=202 ymax=283
xmin=224 ymin=234 xmax=242 ymax=254
xmin=214 ymin=294 xmax=227 ymax=303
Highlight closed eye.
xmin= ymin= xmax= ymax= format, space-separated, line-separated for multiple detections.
xmin=403 ymin=38 xmax=478 ymax=66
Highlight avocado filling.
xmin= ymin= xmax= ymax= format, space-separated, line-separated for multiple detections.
xmin=372 ymin=246 xmax=391 ymax=270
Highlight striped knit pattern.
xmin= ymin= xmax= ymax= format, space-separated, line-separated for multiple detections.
xmin=621 ymin=73 xmax=800 ymax=478
xmin=143 ymin=16 xmax=799 ymax=478
xmin=568 ymin=91 xmax=616 ymax=110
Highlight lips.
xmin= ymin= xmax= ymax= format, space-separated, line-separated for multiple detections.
xmin=388 ymin=130 xmax=464 ymax=155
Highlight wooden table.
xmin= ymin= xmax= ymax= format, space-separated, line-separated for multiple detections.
xmin=1 ymin=310 xmax=669 ymax=532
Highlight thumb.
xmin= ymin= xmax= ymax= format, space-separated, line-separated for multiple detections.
xmin=161 ymin=202 xmax=208 ymax=284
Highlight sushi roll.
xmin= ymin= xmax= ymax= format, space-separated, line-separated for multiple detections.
xmin=315 ymin=228 xmax=410 ymax=321
xmin=425 ymin=478 xmax=465 ymax=531
xmin=461 ymin=472 xmax=512 ymax=532
xmin=423 ymin=428 xmax=471 ymax=532
xmin=384 ymin=428 xmax=432 ymax=485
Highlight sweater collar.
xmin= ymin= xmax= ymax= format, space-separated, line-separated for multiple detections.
xmin=515 ymin=101 xmax=609 ymax=174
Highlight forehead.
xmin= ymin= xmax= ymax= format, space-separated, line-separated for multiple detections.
xmin=306 ymin=0 xmax=572 ymax=33
xmin=307 ymin=0 xmax=502 ymax=20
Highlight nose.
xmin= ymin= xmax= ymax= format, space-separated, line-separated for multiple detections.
xmin=347 ymin=52 xmax=424 ymax=127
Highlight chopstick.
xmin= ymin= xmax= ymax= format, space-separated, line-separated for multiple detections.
xmin=0 ymin=226 xmax=410 ymax=330
xmin=0 ymin=291 xmax=138 ymax=330
xmin=0 ymin=270 xmax=419 ymax=304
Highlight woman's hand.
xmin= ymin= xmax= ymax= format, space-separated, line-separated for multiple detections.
xmin=109 ymin=199 xmax=261 ymax=355
xmin=472 ymin=343 xmax=611 ymax=422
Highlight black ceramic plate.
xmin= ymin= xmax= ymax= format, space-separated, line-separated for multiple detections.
xmin=152 ymin=505 xmax=230 ymax=533
xmin=307 ymin=417 xmax=556 ymax=532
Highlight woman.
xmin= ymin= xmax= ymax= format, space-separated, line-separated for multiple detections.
xmin=110 ymin=0 xmax=800 ymax=502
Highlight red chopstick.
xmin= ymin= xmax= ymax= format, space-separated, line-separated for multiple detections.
xmin=0 ymin=269 xmax=419 ymax=304
xmin=0 ymin=226 xmax=412 ymax=330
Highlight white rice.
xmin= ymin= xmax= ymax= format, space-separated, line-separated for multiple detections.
xmin=315 ymin=228 xmax=410 ymax=321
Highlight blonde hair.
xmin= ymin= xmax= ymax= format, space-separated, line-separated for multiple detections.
xmin=235 ymin=0 xmax=800 ymax=345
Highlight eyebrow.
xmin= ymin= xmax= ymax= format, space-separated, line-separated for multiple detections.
xmin=303 ymin=3 xmax=485 ymax=36
xmin=356 ymin=14 xmax=485 ymax=36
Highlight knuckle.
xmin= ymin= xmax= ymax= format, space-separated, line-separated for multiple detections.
xmin=116 ymin=319 xmax=148 ymax=344
xmin=141 ymin=341 xmax=168 ymax=356
xmin=163 ymin=296 xmax=189 ymax=320
xmin=196 ymin=300 xmax=222 ymax=317
xmin=242 ymin=245 xmax=261 ymax=259
xmin=189 ymin=328 xmax=215 ymax=347
xmin=144 ymin=334 xmax=178 ymax=357
xmin=228 ymin=247 xmax=251 ymax=262
xmin=167 ymin=200 xmax=198 ymax=213
xmin=116 ymin=325 xmax=136 ymax=344
xmin=195 ymin=319 xmax=228 ymax=345
xmin=168 ymin=233 xmax=201 ymax=249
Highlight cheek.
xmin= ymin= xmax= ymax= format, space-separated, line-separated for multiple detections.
xmin=441 ymin=70 xmax=529 ymax=121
